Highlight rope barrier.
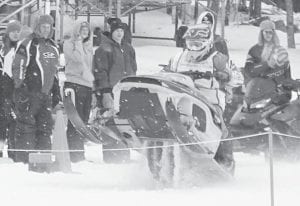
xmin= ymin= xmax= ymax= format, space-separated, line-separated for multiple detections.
xmin=0 ymin=131 xmax=299 ymax=153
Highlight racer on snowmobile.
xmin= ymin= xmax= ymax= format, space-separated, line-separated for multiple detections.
xmin=167 ymin=23 xmax=239 ymax=111
xmin=164 ymin=23 xmax=243 ymax=174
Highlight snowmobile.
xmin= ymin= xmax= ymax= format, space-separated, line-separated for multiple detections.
xmin=230 ymin=77 xmax=300 ymax=158
xmin=64 ymin=70 xmax=234 ymax=185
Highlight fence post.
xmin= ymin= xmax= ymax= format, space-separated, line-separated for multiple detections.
xmin=268 ymin=132 xmax=275 ymax=206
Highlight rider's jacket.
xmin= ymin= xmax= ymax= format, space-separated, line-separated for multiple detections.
xmin=168 ymin=49 xmax=230 ymax=110
xmin=244 ymin=44 xmax=291 ymax=104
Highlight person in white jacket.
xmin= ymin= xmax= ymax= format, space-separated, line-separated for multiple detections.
xmin=63 ymin=21 xmax=94 ymax=162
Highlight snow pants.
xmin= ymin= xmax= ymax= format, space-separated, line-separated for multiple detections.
xmin=0 ymin=72 xmax=16 ymax=158
xmin=13 ymin=88 xmax=53 ymax=163
xmin=64 ymin=82 xmax=92 ymax=163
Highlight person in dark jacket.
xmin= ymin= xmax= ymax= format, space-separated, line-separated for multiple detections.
xmin=12 ymin=15 xmax=61 ymax=163
xmin=244 ymin=20 xmax=291 ymax=105
xmin=93 ymin=22 xmax=137 ymax=162
xmin=174 ymin=25 xmax=188 ymax=48
xmin=93 ymin=22 xmax=137 ymax=109
xmin=103 ymin=18 xmax=132 ymax=45
xmin=63 ymin=21 xmax=94 ymax=162
xmin=0 ymin=21 xmax=21 ymax=159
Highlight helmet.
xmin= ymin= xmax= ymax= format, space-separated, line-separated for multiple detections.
xmin=196 ymin=11 xmax=215 ymax=31
xmin=183 ymin=24 xmax=213 ymax=54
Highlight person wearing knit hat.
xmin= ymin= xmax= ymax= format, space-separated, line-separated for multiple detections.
xmin=0 ymin=20 xmax=22 ymax=159
xmin=107 ymin=17 xmax=121 ymax=26
xmin=244 ymin=19 xmax=292 ymax=105
xmin=110 ymin=22 xmax=125 ymax=43
xmin=258 ymin=20 xmax=279 ymax=47
xmin=11 ymin=15 xmax=61 ymax=165
xmin=110 ymin=22 xmax=124 ymax=34
xmin=93 ymin=19 xmax=136 ymax=163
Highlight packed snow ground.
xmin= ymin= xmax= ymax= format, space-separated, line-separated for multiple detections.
xmin=1 ymin=9 xmax=300 ymax=206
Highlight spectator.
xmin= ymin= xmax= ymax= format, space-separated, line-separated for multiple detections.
xmin=103 ymin=17 xmax=122 ymax=38
xmin=244 ymin=20 xmax=291 ymax=104
xmin=93 ymin=27 xmax=110 ymax=47
xmin=93 ymin=22 xmax=137 ymax=162
xmin=0 ymin=20 xmax=21 ymax=159
xmin=63 ymin=21 xmax=94 ymax=162
xmin=93 ymin=27 xmax=102 ymax=47
xmin=12 ymin=15 xmax=61 ymax=163
xmin=93 ymin=22 xmax=137 ymax=108
xmin=174 ymin=25 xmax=188 ymax=48
xmin=121 ymin=22 xmax=132 ymax=44
xmin=244 ymin=20 xmax=291 ymax=105
xmin=104 ymin=17 xmax=132 ymax=44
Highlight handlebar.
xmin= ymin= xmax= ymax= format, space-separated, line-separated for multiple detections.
xmin=179 ymin=70 xmax=213 ymax=81
xmin=281 ymin=79 xmax=300 ymax=91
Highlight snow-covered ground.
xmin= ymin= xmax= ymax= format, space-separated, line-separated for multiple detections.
xmin=1 ymin=9 xmax=300 ymax=206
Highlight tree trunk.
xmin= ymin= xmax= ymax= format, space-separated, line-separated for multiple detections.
xmin=210 ymin=0 xmax=220 ymax=14
xmin=225 ymin=0 xmax=230 ymax=26
xmin=207 ymin=0 xmax=211 ymax=8
xmin=220 ymin=0 xmax=226 ymax=37
xmin=249 ymin=0 xmax=254 ymax=18
xmin=285 ymin=0 xmax=296 ymax=48
xmin=250 ymin=0 xmax=261 ymax=18
xmin=210 ymin=0 xmax=220 ymax=31
xmin=194 ymin=0 xmax=199 ymax=20
xmin=254 ymin=0 xmax=261 ymax=18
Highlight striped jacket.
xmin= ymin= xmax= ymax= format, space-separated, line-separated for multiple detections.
xmin=13 ymin=34 xmax=60 ymax=95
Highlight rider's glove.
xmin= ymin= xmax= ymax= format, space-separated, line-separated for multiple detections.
xmin=102 ymin=93 xmax=114 ymax=110
xmin=215 ymin=70 xmax=230 ymax=82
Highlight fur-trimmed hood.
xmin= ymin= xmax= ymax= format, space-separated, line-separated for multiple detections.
xmin=70 ymin=20 xmax=93 ymax=44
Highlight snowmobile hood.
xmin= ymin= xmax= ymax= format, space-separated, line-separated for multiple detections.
xmin=119 ymin=73 xmax=218 ymax=113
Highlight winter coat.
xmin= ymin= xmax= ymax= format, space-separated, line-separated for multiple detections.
xmin=64 ymin=21 xmax=94 ymax=88
xmin=93 ymin=38 xmax=137 ymax=93
xmin=12 ymin=23 xmax=61 ymax=107
xmin=0 ymin=36 xmax=20 ymax=103
xmin=122 ymin=23 xmax=132 ymax=44
xmin=168 ymin=49 xmax=231 ymax=110
xmin=169 ymin=49 xmax=230 ymax=89
xmin=244 ymin=44 xmax=291 ymax=84
xmin=244 ymin=44 xmax=291 ymax=104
